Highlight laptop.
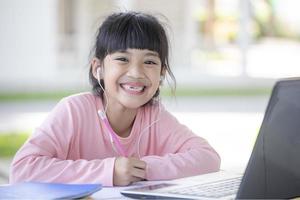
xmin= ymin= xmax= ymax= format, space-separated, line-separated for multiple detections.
xmin=121 ymin=78 xmax=300 ymax=199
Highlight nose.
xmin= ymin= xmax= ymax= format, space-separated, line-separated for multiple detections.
xmin=127 ymin=62 xmax=145 ymax=78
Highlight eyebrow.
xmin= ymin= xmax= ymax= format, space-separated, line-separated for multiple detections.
xmin=115 ymin=50 xmax=159 ymax=57
xmin=145 ymin=52 xmax=159 ymax=57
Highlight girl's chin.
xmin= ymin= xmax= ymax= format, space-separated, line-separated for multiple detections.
xmin=119 ymin=99 xmax=149 ymax=109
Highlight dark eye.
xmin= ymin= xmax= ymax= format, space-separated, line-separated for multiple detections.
xmin=145 ymin=60 xmax=157 ymax=65
xmin=116 ymin=57 xmax=128 ymax=62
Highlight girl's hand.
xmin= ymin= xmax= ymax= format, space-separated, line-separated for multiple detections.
xmin=113 ymin=156 xmax=147 ymax=186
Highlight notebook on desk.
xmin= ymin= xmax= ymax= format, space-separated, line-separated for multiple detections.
xmin=0 ymin=182 xmax=102 ymax=199
xmin=121 ymin=78 xmax=300 ymax=199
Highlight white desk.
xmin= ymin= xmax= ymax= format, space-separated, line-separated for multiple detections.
xmin=91 ymin=181 xmax=166 ymax=199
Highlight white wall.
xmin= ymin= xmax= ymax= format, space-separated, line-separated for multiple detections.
xmin=0 ymin=0 xmax=57 ymax=91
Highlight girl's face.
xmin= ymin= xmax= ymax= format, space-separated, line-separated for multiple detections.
xmin=99 ymin=48 xmax=162 ymax=110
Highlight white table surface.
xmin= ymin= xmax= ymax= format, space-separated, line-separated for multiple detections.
xmin=91 ymin=180 xmax=166 ymax=199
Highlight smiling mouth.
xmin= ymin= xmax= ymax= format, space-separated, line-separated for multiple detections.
xmin=120 ymin=83 xmax=146 ymax=94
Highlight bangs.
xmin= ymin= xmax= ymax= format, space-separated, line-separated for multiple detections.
xmin=107 ymin=21 xmax=161 ymax=53
xmin=97 ymin=13 xmax=167 ymax=62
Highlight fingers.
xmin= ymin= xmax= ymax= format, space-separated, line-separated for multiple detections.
xmin=129 ymin=157 xmax=147 ymax=182
xmin=129 ymin=176 xmax=143 ymax=183
xmin=113 ymin=157 xmax=147 ymax=186
xmin=129 ymin=157 xmax=146 ymax=169
xmin=131 ymin=166 xmax=146 ymax=179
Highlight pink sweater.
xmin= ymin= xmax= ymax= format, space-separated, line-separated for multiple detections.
xmin=10 ymin=93 xmax=220 ymax=186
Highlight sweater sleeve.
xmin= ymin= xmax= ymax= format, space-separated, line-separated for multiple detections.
xmin=141 ymin=110 xmax=221 ymax=181
xmin=9 ymin=97 xmax=115 ymax=186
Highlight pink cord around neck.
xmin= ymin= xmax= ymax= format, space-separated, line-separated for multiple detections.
xmin=98 ymin=110 xmax=128 ymax=157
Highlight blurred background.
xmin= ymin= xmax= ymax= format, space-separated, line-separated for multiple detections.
xmin=1 ymin=0 xmax=300 ymax=184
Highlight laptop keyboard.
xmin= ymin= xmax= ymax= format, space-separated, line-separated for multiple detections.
xmin=167 ymin=177 xmax=242 ymax=198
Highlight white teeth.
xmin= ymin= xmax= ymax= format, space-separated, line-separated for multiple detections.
xmin=122 ymin=84 xmax=144 ymax=92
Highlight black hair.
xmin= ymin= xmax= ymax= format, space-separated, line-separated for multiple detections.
xmin=89 ymin=11 xmax=176 ymax=104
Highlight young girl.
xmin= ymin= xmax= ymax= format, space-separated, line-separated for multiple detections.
xmin=10 ymin=11 xmax=220 ymax=186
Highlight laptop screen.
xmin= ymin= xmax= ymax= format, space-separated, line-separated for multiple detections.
xmin=237 ymin=79 xmax=300 ymax=199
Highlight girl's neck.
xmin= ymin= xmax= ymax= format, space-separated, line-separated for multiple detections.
xmin=103 ymin=98 xmax=138 ymax=138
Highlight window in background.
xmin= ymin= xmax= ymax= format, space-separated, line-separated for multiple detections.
xmin=58 ymin=0 xmax=75 ymax=52
xmin=190 ymin=0 xmax=300 ymax=79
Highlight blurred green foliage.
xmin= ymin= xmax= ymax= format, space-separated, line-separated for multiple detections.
xmin=0 ymin=132 xmax=29 ymax=157
xmin=0 ymin=91 xmax=77 ymax=102
xmin=0 ymin=87 xmax=271 ymax=102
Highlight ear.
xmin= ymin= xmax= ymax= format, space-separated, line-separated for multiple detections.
xmin=161 ymin=67 xmax=166 ymax=77
xmin=91 ymin=57 xmax=102 ymax=80
xmin=160 ymin=68 xmax=167 ymax=83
